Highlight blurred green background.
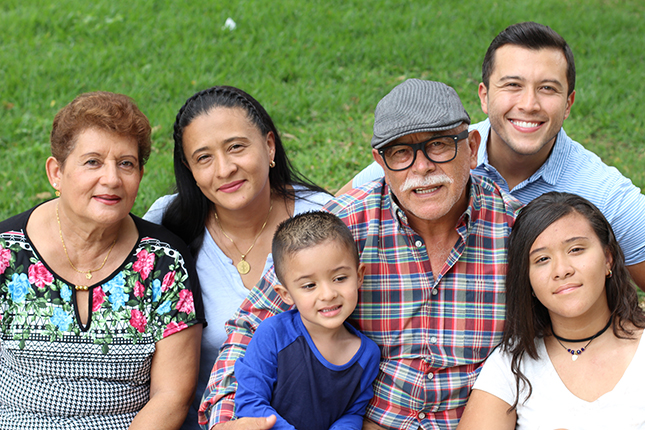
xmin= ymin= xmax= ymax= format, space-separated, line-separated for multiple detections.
xmin=1 ymin=0 xmax=643 ymax=219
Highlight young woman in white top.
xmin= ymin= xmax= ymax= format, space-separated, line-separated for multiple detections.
xmin=457 ymin=192 xmax=645 ymax=430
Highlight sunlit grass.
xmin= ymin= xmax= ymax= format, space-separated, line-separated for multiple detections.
xmin=1 ymin=0 xmax=644 ymax=219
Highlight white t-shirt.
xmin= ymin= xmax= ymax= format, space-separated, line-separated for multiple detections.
xmin=473 ymin=335 xmax=645 ymax=429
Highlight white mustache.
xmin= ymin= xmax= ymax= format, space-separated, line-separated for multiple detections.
xmin=400 ymin=174 xmax=453 ymax=192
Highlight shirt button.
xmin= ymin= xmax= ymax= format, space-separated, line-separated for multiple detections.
xmin=415 ymin=240 xmax=423 ymax=247
xmin=430 ymin=336 xmax=437 ymax=344
xmin=427 ymin=372 xmax=434 ymax=380
xmin=431 ymin=288 xmax=438 ymax=296
xmin=418 ymin=412 xmax=426 ymax=420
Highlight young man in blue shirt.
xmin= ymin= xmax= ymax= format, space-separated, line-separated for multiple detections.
xmin=339 ymin=22 xmax=645 ymax=290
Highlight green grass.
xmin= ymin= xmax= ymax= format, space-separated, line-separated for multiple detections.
xmin=1 ymin=0 xmax=644 ymax=220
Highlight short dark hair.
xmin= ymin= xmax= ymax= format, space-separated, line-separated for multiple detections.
xmin=272 ymin=211 xmax=359 ymax=285
xmin=482 ymin=22 xmax=576 ymax=96
xmin=161 ymin=85 xmax=329 ymax=254
xmin=503 ymin=192 xmax=644 ymax=409
xmin=51 ymin=91 xmax=151 ymax=168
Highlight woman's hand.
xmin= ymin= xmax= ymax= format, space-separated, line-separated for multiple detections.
xmin=129 ymin=324 xmax=203 ymax=430
xmin=213 ymin=415 xmax=277 ymax=429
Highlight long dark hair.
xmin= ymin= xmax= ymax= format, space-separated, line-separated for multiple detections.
xmin=161 ymin=85 xmax=328 ymax=254
xmin=504 ymin=192 xmax=645 ymax=409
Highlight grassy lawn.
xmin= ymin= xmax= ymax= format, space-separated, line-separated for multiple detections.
xmin=1 ymin=0 xmax=644 ymax=221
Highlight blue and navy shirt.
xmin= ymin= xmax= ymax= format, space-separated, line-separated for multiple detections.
xmin=234 ymin=309 xmax=380 ymax=430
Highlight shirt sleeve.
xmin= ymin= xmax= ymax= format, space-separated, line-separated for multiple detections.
xmin=351 ymin=162 xmax=384 ymax=189
xmin=234 ymin=320 xmax=296 ymax=430
xmin=148 ymin=240 xmax=204 ymax=342
xmin=198 ymin=267 xmax=293 ymax=427
xmin=142 ymin=194 xmax=177 ymax=225
xmin=597 ymin=172 xmax=645 ymax=266
xmin=471 ymin=346 xmax=516 ymax=408
xmin=329 ymin=337 xmax=381 ymax=430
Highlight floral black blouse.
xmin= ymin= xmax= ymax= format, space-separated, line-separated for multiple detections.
xmin=0 ymin=206 xmax=204 ymax=429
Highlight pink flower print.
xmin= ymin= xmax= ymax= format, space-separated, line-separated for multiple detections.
xmin=28 ymin=262 xmax=54 ymax=289
xmin=161 ymin=271 xmax=176 ymax=292
xmin=0 ymin=248 xmax=12 ymax=275
xmin=134 ymin=281 xmax=145 ymax=298
xmin=176 ymin=289 xmax=195 ymax=314
xmin=92 ymin=287 xmax=106 ymax=312
xmin=133 ymin=249 xmax=155 ymax=281
xmin=163 ymin=321 xmax=188 ymax=338
xmin=130 ymin=309 xmax=147 ymax=333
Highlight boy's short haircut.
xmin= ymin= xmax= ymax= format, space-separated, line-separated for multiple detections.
xmin=272 ymin=211 xmax=359 ymax=284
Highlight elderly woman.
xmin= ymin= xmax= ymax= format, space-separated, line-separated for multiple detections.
xmin=0 ymin=92 xmax=204 ymax=429
xmin=144 ymin=85 xmax=331 ymax=429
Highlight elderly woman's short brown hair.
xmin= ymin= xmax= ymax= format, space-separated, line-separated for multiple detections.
xmin=50 ymin=91 xmax=152 ymax=168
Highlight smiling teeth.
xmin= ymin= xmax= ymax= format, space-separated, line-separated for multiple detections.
xmin=320 ymin=306 xmax=340 ymax=313
xmin=512 ymin=120 xmax=540 ymax=128
xmin=415 ymin=187 xmax=440 ymax=194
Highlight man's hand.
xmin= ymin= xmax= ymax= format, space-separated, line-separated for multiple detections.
xmin=212 ymin=415 xmax=277 ymax=430
xmin=362 ymin=418 xmax=388 ymax=430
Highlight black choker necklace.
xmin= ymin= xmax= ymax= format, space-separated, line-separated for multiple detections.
xmin=552 ymin=318 xmax=612 ymax=362
xmin=553 ymin=318 xmax=612 ymax=343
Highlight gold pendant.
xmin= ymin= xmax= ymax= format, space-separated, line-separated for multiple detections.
xmin=86 ymin=273 xmax=92 ymax=280
xmin=237 ymin=259 xmax=251 ymax=275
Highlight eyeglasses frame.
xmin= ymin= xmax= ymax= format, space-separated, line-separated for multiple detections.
xmin=378 ymin=129 xmax=470 ymax=172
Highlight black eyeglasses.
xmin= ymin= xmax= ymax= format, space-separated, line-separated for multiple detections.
xmin=378 ymin=129 xmax=469 ymax=171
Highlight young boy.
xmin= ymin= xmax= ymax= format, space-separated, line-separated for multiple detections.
xmin=234 ymin=211 xmax=381 ymax=430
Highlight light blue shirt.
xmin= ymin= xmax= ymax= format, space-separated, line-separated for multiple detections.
xmin=143 ymin=187 xmax=332 ymax=430
xmin=351 ymin=119 xmax=645 ymax=265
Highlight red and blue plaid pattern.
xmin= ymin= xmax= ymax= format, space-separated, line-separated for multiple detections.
xmin=201 ymin=175 xmax=520 ymax=430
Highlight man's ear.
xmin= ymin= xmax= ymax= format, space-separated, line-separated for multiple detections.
xmin=478 ymin=82 xmax=489 ymax=115
xmin=273 ymin=284 xmax=295 ymax=306
xmin=372 ymin=148 xmax=391 ymax=188
xmin=372 ymin=148 xmax=384 ymax=168
xmin=467 ymin=129 xmax=481 ymax=170
xmin=563 ymin=90 xmax=576 ymax=121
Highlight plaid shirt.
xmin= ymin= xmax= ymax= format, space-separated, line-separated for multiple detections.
xmin=200 ymin=175 xmax=520 ymax=430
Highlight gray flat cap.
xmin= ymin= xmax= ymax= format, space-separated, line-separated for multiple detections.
xmin=371 ymin=79 xmax=470 ymax=149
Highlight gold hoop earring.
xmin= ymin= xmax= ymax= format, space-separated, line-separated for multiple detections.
xmin=607 ymin=269 xmax=613 ymax=278
xmin=269 ymin=160 xmax=275 ymax=168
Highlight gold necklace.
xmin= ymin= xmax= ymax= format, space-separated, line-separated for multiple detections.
xmin=56 ymin=202 xmax=116 ymax=290
xmin=214 ymin=202 xmax=273 ymax=275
